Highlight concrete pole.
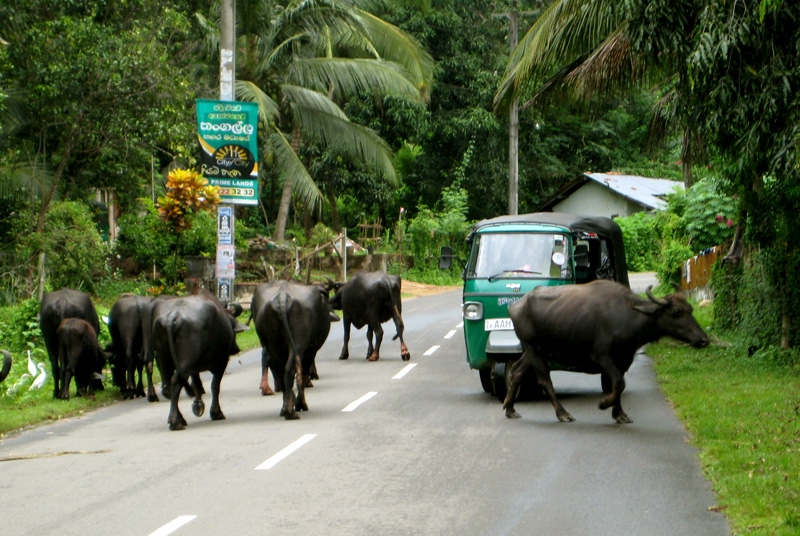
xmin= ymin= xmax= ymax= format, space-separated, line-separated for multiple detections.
xmin=219 ymin=0 xmax=236 ymax=302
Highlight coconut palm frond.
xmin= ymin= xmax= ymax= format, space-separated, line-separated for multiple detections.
xmin=194 ymin=13 xmax=220 ymax=57
xmin=270 ymin=129 xmax=324 ymax=207
xmin=282 ymin=85 xmax=396 ymax=183
xmin=355 ymin=10 xmax=435 ymax=99
xmin=236 ymin=80 xmax=281 ymax=125
xmin=287 ymin=58 xmax=421 ymax=101
xmin=496 ymin=0 xmax=624 ymax=110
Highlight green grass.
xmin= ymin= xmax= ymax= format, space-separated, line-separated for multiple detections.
xmin=647 ymin=305 xmax=800 ymax=535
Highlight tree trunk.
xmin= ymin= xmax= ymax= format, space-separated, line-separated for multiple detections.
xmin=328 ymin=183 xmax=340 ymax=232
xmin=273 ymin=126 xmax=303 ymax=242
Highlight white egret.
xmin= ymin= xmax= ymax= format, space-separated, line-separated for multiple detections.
xmin=27 ymin=350 xmax=37 ymax=377
xmin=29 ymin=364 xmax=48 ymax=390
xmin=6 ymin=373 xmax=31 ymax=396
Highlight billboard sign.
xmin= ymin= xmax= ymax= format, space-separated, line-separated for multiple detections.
xmin=196 ymin=99 xmax=259 ymax=205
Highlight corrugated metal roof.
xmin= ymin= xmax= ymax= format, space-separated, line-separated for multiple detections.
xmin=585 ymin=173 xmax=682 ymax=210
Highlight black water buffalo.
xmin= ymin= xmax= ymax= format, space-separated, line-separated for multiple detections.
xmin=40 ymin=289 xmax=105 ymax=399
xmin=150 ymin=289 xmax=248 ymax=430
xmin=56 ymin=318 xmax=107 ymax=399
xmin=328 ymin=271 xmax=410 ymax=362
xmin=0 ymin=350 xmax=11 ymax=383
xmin=504 ymin=280 xmax=710 ymax=424
xmin=107 ymin=295 xmax=155 ymax=400
xmin=252 ymin=280 xmax=338 ymax=420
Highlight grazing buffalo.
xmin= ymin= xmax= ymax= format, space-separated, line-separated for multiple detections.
xmin=40 ymin=289 xmax=105 ymax=399
xmin=504 ymin=280 xmax=710 ymax=424
xmin=328 ymin=271 xmax=410 ymax=362
xmin=107 ymin=295 xmax=155 ymax=400
xmin=0 ymin=350 xmax=11 ymax=383
xmin=150 ymin=289 xmax=248 ymax=430
xmin=252 ymin=280 xmax=338 ymax=420
xmin=56 ymin=318 xmax=107 ymax=399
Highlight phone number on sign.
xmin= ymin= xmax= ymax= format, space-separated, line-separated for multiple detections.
xmin=219 ymin=187 xmax=255 ymax=197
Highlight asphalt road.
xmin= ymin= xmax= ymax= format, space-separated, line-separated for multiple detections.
xmin=0 ymin=287 xmax=728 ymax=536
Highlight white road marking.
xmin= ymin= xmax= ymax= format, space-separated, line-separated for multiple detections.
xmin=148 ymin=516 xmax=197 ymax=536
xmin=423 ymin=345 xmax=440 ymax=356
xmin=392 ymin=363 xmax=417 ymax=379
xmin=456 ymin=322 xmax=464 ymax=328
xmin=444 ymin=330 xmax=457 ymax=339
xmin=255 ymin=434 xmax=317 ymax=470
xmin=342 ymin=391 xmax=378 ymax=412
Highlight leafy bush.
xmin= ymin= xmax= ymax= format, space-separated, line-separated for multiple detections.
xmin=616 ymin=211 xmax=658 ymax=271
xmin=682 ymin=179 xmax=737 ymax=250
xmin=38 ymin=201 xmax=108 ymax=292
xmin=404 ymin=184 xmax=471 ymax=271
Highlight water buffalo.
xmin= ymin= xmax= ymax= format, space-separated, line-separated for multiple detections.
xmin=252 ymin=280 xmax=338 ymax=420
xmin=56 ymin=318 xmax=107 ymax=399
xmin=150 ymin=289 xmax=248 ymax=430
xmin=0 ymin=350 xmax=11 ymax=383
xmin=504 ymin=280 xmax=710 ymax=424
xmin=107 ymin=295 xmax=155 ymax=400
xmin=328 ymin=271 xmax=410 ymax=362
xmin=40 ymin=289 xmax=105 ymax=399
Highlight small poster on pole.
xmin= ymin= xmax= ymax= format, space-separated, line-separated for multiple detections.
xmin=216 ymin=244 xmax=236 ymax=279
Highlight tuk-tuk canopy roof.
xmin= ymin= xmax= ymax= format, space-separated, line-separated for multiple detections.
xmin=467 ymin=212 xmax=629 ymax=287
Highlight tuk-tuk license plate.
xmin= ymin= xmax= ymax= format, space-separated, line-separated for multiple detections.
xmin=484 ymin=318 xmax=514 ymax=331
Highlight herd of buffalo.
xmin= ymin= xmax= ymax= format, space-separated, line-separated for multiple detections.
xmin=1 ymin=271 xmax=710 ymax=430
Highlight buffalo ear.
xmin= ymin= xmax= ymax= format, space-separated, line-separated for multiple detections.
xmin=232 ymin=319 xmax=249 ymax=333
xmin=629 ymin=299 xmax=661 ymax=316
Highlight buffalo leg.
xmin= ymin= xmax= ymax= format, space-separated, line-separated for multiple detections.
xmin=260 ymin=347 xmax=275 ymax=396
xmin=168 ymin=372 xmax=189 ymax=430
xmin=503 ymin=356 xmax=529 ymax=419
xmin=209 ymin=371 xmax=225 ymax=421
xmin=145 ymin=360 xmax=159 ymax=402
xmin=518 ymin=346 xmax=573 ymax=422
xmin=367 ymin=323 xmax=383 ymax=361
xmin=391 ymin=305 xmax=410 ymax=361
xmin=594 ymin=356 xmax=631 ymax=423
xmin=135 ymin=361 xmax=146 ymax=398
xmin=51 ymin=358 xmax=61 ymax=399
xmin=294 ymin=355 xmax=308 ymax=412
xmin=281 ymin=355 xmax=299 ymax=420
xmin=339 ymin=318 xmax=352 ymax=360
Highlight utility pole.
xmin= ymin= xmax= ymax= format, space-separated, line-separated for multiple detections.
xmin=218 ymin=0 xmax=236 ymax=303
xmin=492 ymin=1 xmax=542 ymax=215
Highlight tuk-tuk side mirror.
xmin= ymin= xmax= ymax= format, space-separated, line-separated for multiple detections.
xmin=439 ymin=246 xmax=454 ymax=270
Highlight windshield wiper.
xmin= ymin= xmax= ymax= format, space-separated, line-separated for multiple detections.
xmin=487 ymin=269 xmax=541 ymax=282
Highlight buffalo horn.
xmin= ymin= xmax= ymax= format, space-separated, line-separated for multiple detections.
xmin=645 ymin=286 xmax=669 ymax=306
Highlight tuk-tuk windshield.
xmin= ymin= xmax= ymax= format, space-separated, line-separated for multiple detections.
xmin=466 ymin=232 xmax=571 ymax=279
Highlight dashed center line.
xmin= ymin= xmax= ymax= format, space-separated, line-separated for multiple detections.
xmin=255 ymin=434 xmax=317 ymax=470
xmin=392 ymin=363 xmax=417 ymax=379
xmin=456 ymin=321 xmax=464 ymax=328
xmin=423 ymin=345 xmax=440 ymax=356
xmin=444 ymin=330 xmax=457 ymax=339
xmin=148 ymin=516 xmax=197 ymax=536
xmin=342 ymin=391 xmax=378 ymax=412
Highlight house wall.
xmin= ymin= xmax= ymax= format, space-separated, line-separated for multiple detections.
xmin=551 ymin=182 xmax=643 ymax=218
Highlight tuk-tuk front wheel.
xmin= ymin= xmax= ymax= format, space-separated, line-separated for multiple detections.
xmin=479 ymin=368 xmax=492 ymax=394
xmin=490 ymin=359 xmax=517 ymax=402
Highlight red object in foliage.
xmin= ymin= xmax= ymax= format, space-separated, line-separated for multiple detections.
xmin=716 ymin=214 xmax=724 ymax=222
xmin=726 ymin=219 xmax=734 ymax=227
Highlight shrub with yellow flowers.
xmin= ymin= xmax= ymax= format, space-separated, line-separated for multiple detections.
xmin=157 ymin=168 xmax=220 ymax=232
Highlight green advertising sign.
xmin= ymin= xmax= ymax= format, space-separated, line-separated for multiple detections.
xmin=196 ymin=99 xmax=259 ymax=205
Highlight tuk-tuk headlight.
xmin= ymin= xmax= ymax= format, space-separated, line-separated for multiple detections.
xmin=463 ymin=302 xmax=483 ymax=320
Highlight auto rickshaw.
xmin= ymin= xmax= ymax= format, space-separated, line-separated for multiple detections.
xmin=440 ymin=212 xmax=630 ymax=401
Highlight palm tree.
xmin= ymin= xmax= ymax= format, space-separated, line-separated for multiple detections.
xmin=493 ymin=0 xmax=700 ymax=186
xmin=198 ymin=0 xmax=434 ymax=241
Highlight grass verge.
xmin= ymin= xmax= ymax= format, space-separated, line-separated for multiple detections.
xmin=647 ymin=306 xmax=800 ymax=535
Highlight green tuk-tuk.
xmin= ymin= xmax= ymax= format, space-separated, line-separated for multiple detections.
xmin=440 ymin=212 xmax=629 ymax=401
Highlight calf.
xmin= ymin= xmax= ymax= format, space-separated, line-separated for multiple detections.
xmin=56 ymin=318 xmax=107 ymax=399
xmin=328 ymin=271 xmax=410 ymax=362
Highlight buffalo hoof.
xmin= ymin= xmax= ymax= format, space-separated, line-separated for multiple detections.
xmin=169 ymin=420 xmax=186 ymax=431
xmin=210 ymin=408 xmax=225 ymax=421
xmin=556 ymin=409 xmax=575 ymax=422
xmin=612 ymin=407 xmax=632 ymax=424
xmin=367 ymin=353 xmax=379 ymax=362
xmin=339 ymin=354 xmax=349 ymax=360
xmin=281 ymin=409 xmax=300 ymax=420
xmin=505 ymin=408 xmax=521 ymax=419
xmin=295 ymin=401 xmax=309 ymax=412
xmin=192 ymin=399 xmax=205 ymax=417
xmin=401 ymin=352 xmax=411 ymax=361
xmin=147 ymin=392 xmax=159 ymax=403
xmin=303 ymin=378 xmax=314 ymax=388
xmin=260 ymin=385 xmax=275 ymax=396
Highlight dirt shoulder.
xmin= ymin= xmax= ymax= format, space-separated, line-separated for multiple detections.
xmin=402 ymin=280 xmax=461 ymax=298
